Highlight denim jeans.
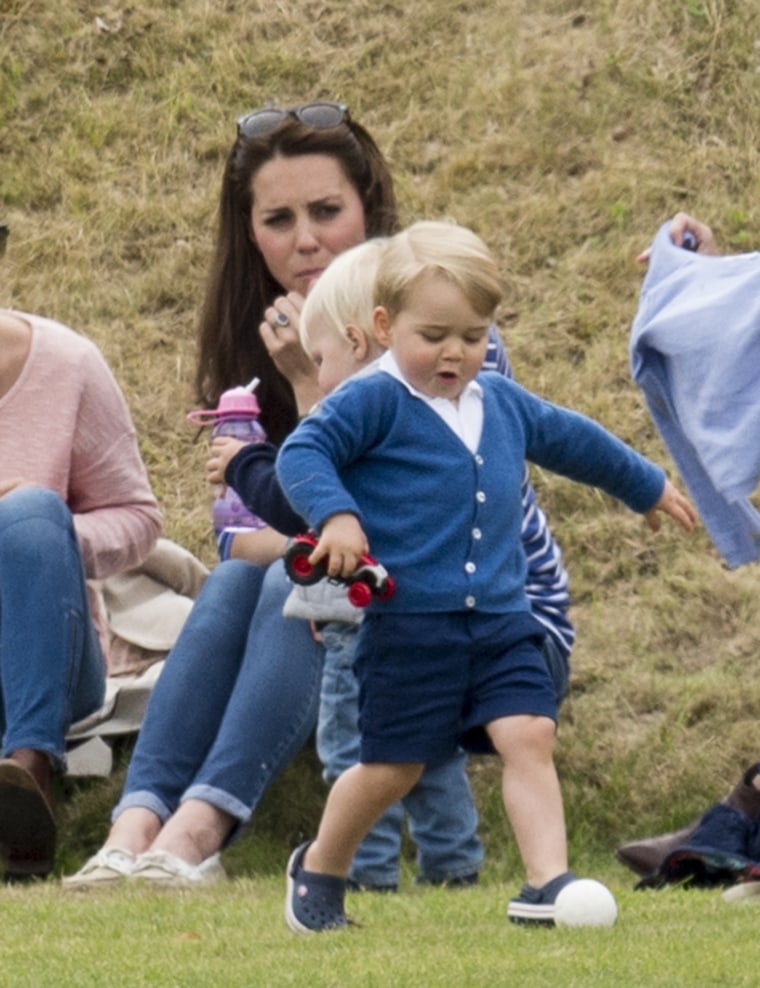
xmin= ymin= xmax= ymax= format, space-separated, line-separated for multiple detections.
xmin=317 ymin=622 xmax=483 ymax=887
xmin=114 ymin=558 xmax=324 ymax=834
xmin=0 ymin=488 xmax=106 ymax=766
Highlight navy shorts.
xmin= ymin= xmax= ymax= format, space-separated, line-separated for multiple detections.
xmin=354 ymin=610 xmax=557 ymax=764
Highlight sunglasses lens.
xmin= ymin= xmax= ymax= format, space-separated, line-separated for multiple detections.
xmin=296 ymin=102 xmax=347 ymax=129
xmin=237 ymin=102 xmax=348 ymax=139
xmin=237 ymin=108 xmax=286 ymax=138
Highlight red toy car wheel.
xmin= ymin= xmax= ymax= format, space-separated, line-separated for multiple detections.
xmin=347 ymin=582 xmax=373 ymax=608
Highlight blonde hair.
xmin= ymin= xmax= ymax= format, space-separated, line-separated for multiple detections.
xmin=374 ymin=220 xmax=502 ymax=320
xmin=300 ymin=239 xmax=387 ymax=357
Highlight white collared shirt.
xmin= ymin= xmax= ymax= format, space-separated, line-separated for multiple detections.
xmin=379 ymin=351 xmax=483 ymax=453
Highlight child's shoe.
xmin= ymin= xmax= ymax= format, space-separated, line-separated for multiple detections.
xmin=285 ymin=842 xmax=350 ymax=933
xmin=507 ymin=870 xmax=577 ymax=925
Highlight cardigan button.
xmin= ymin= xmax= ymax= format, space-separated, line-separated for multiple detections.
xmin=465 ymin=595 xmax=476 ymax=608
xmin=464 ymin=561 xmax=476 ymax=574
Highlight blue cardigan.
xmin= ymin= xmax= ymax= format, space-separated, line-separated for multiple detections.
xmin=276 ymin=371 xmax=665 ymax=615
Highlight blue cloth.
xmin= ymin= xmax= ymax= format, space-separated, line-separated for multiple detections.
xmin=0 ymin=488 xmax=106 ymax=767
xmin=113 ymin=559 xmax=324 ymax=834
xmin=317 ymin=622 xmax=483 ymax=886
xmin=648 ymin=803 xmax=760 ymax=889
xmin=276 ymin=371 xmax=665 ymax=615
xmin=355 ymin=611 xmax=555 ymax=763
xmin=630 ymin=221 xmax=760 ymax=567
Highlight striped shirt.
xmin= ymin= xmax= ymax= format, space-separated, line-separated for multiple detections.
xmin=485 ymin=327 xmax=575 ymax=658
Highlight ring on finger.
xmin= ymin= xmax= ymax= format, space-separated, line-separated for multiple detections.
xmin=274 ymin=311 xmax=290 ymax=327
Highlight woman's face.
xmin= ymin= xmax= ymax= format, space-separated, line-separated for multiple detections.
xmin=250 ymin=153 xmax=367 ymax=297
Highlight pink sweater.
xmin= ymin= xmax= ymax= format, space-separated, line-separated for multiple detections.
xmin=0 ymin=310 xmax=162 ymax=666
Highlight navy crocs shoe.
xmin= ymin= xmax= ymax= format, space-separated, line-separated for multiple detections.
xmin=507 ymin=871 xmax=577 ymax=925
xmin=285 ymin=842 xmax=350 ymax=934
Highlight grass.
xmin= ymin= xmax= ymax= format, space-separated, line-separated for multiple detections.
xmin=3 ymin=0 xmax=760 ymax=979
xmin=2 ymin=871 xmax=759 ymax=987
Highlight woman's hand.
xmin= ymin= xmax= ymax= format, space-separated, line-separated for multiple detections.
xmin=668 ymin=212 xmax=719 ymax=255
xmin=207 ymin=437 xmax=247 ymax=487
xmin=637 ymin=212 xmax=720 ymax=263
xmin=643 ymin=479 xmax=698 ymax=533
xmin=259 ymin=291 xmax=322 ymax=416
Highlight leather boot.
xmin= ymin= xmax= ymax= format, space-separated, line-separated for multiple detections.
xmin=616 ymin=763 xmax=760 ymax=879
xmin=616 ymin=820 xmax=702 ymax=878
xmin=8 ymin=749 xmax=54 ymax=811
xmin=0 ymin=749 xmax=56 ymax=881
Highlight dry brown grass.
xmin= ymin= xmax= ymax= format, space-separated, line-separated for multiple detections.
xmin=3 ymin=0 xmax=760 ymax=861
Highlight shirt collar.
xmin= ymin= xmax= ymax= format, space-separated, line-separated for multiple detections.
xmin=378 ymin=350 xmax=483 ymax=403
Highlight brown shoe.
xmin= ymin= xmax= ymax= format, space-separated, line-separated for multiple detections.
xmin=616 ymin=820 xmax=702 ymax=878
xmin=616 ymin=763 xmax=760 ymax=879
xmin=0 ymin=758 xmax=56 ymax=880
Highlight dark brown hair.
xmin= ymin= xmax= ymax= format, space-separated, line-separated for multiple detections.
xmin=195 ymin=114 xmax=398 ymax=445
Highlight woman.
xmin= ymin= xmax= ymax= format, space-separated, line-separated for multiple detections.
xmin=0 ymin=308 xmax=161 ymax=879
xmin=64 ymin=102 xmax=572 ymax=889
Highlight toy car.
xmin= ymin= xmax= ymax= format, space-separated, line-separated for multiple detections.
xmin=283 ymin=533 xmax=395 ymax=608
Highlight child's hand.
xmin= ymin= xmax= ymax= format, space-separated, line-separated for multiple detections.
xmin=207 ymin=437 xmax=248 ymax=487
xmin=643 ymin=479 xmax=698 ymax=533
xmin=310 ymin=512 xmax=369 ymax=579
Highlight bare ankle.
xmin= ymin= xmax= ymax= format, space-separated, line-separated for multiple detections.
xmin=150 ymin=800 xmax=234 ymax=865
xmin=106 ymin=808 xmax=162 ymax=857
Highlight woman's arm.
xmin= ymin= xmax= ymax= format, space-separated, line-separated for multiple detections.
xmin=69 ymin=347 xmax=161 ymax=578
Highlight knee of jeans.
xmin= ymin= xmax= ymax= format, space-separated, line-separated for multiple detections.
xmin=209 ymin=557 xmax=265 ymax=591
xmin=0 ymin=488 xmax=72 ymax=551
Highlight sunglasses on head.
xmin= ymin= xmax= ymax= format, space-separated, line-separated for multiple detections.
xmin=236 ymin=101 xmax=350 ymax=139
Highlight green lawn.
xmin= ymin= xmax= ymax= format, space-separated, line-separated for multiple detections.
xmin=1 ymin=865 xmax=754 ymax=987
xmin=5 ymin=1 xmax=760 ymax=983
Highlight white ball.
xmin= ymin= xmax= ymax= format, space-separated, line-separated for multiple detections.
xmin=554 ymin=879 xmax=618 ymax=928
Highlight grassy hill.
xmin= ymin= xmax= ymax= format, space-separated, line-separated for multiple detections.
xmin=3 ymin=0 xmax=760 ymax=873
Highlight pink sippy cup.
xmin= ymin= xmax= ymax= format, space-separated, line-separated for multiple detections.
xmin=187 ymin=379 xmax=267 ymax=538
